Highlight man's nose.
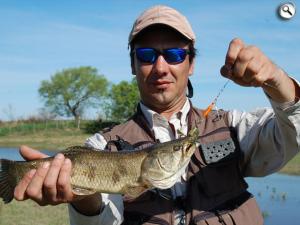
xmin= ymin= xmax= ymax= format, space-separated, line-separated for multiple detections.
xmin=152 ymin=55 xmax=169 ymax=76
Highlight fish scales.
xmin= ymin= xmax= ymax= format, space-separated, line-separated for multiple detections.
xmin=0 ymin=128 xmax=199 ymax=203
xmin=67 ymin=148 xmax=150 ymax=194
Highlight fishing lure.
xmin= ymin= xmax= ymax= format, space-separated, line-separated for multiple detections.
xmin=202 ymin=80 xmax=230 ymax=118
xmin=202 ymin=79 xmax=279 ymax=118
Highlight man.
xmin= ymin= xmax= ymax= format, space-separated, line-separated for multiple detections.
xmin=14 ymin=5 xmax=300 ymax=225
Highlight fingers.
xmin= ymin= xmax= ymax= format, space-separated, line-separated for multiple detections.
xmin=26 ymin=161 xmax=50 ymax=205
xmin=221 ymin=38 xmax=276 ymax=87
xmin=14 ymin=169 xmax=36 ymax=201
xmin=57 ymin=158 xmax=73 ymax=202
xmin=250 ymin=64 xmax=272 ymax=87
xmin=225 ymin=38 xmax=245 ymax=68
xmin=243 ymin=55 xmax=264 ymax=83
xmin=232 ymin=47 xmax=255 ymax=80
xmin=19 ymin=145 xmax=48 ymax=160
xmin=14 ymin=154 xmax=74 ymax=206
xmin=221 ymin=38 xmax=245 ymax=80
xmin=43 ymin=154 xmax=65 ymax=202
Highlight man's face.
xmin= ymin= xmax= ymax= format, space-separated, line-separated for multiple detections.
xmin=132 ymin=27 xmax=194 ymax=112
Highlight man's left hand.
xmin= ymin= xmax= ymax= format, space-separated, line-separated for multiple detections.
xmin=220 ymin=38 xmax=298 ymax=103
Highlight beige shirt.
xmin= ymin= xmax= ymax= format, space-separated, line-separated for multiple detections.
xmin=69 ymin=97 xmax=300 ymax=225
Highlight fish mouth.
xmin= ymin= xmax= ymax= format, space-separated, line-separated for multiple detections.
xmin=149 ymin=160 xmax=190 ymax=183
xmin=157 ymin=157 xmax=174 ymax=173
xmin=156 ymin=144 xmax=194 ymax=174
xmin=183 ymin=143 xmax=196 ymax=158
xmin=147 ymin=161 xmax=190 ymax=190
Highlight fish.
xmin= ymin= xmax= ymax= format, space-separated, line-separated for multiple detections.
xmin=0 ymin=128 xmax=199 ymax=204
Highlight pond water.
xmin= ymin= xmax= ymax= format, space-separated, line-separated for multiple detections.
xmin=0 ymin=147 xmax=55 ymax=160
xmin=0 ymin=147 xmax=299 ymax=224
xmin=246 ymin=174 xmax=300 ymax=225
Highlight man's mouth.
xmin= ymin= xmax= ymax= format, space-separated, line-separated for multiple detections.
xmin=152 ymin=80 xmax=172 ymax=89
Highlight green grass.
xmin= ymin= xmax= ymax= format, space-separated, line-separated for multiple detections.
xmin=0 ymin=200 xmax=68 ymax=225
xmin=279 ymin=153 xmax=300 ymax=176
xmin=0 ymin=120 xmax=89 ymax=137
xmin=0 ymin=128 xmax=90 ymax=151
xmin=0 ymin=120 xmax=91 ymax=150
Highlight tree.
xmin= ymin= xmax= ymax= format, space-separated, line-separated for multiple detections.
xmin=2 ymin=104 xmax=15 ymax=121
xmin=38 ymin=107 xmax=57 ymax=121
xmin=105 ymin=78 xmax=140 ymax=122
xmin=39 ymin=66 xmax=108 ymax=128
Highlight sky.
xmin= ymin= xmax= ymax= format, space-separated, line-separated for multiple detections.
xmin=0 ymin=0 xmax=299 ymax=120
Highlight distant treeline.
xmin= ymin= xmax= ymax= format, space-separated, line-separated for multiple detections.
xmin=0 ymin=119 xmax=119 ymax=136
xmin=0 ymin=66 xmax=140 ymax=130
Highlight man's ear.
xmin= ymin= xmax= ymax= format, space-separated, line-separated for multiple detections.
xmin=188 ymin=60 xmax=195 ymax=76
xmin=131 ymin=54 xmax=137 ymax=75
xmin=131 ymin=60 xmax=137 ymax=75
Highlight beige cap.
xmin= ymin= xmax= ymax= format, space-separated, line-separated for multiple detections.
xmin=129 ymin=5 xmax=196 ymax=44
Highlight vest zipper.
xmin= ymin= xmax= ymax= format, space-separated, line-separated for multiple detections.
xmin=193 ymin=210 xmax=231 ymax=224
xmin=193 ymin=211 xmax=215 ymax=223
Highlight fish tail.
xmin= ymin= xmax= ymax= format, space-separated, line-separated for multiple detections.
xmin=0 ymin=159 xmax=15 ymax=203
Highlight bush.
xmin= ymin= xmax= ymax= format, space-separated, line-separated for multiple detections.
xmin=0 ymin=120 xmax=81 ymax=136
xmin=25 ymin=115 xmax=44 ymax=123
xmin=0 ymin=127 xmax=9 ymax=136
xmin=84 ymin=119 xmax=119 ymax=134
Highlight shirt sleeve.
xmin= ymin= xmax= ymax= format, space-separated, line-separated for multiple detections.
xmin=228 ymin=98 xmax=300 ymax=177
xmin=68 ymin=133 xmax=124 ymax=225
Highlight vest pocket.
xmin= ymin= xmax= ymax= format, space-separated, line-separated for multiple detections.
xmin=198 ymin=160 xmax=243 ymax=197
xmin=192 ymin=211 xmax=234 ymax=225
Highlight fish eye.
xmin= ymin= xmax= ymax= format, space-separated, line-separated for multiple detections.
xmin=173 ymin=145 xmax=183 ymax=151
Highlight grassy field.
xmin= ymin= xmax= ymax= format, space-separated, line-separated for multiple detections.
xmin=0 ymin=129 xmax=90 ymax=151
xmin=278 ymin=153 xmax=300 ymax=176
xmin=0 ymin=120 xmax=91 ymax=150
xmin=0 ymin=200 xmax=69 ymax=225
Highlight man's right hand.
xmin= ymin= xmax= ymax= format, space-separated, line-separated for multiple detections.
xmin=14 ymin=145 xmax=103 ymax=216
xmin=13 ymin=145 xmax=76 ymax=206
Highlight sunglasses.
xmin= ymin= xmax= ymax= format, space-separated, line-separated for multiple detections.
xmin=135 ymin=48 xmax=190 ymax=64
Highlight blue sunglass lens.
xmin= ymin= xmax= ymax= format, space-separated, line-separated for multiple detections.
xmin=136 ymin=48 xmax=188 ymax=64
xmin=164 ymin=49 xmax=186 ymax=63
xmin=136 ymin=48 xmax=157 ymax=63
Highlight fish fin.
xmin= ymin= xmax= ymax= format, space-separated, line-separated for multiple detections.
xmin=125 ymin=185 xmax=148 ymax=198
xmin=177 ymin=129 xmax=185 ymax=138
xmin=0 ymin=159 xmax=15 ymax=204
xmin=72 ymin=185 xmax=97 ymax=195
xmin=62 ymin=146 xmax=99 ymax=158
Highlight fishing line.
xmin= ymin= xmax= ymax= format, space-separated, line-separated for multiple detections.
xmin=202 ymin=79 xmax=230 ymax=118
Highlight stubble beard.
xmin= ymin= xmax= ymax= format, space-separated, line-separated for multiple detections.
xmin=146 ymin=88 xmax=183 ymax=111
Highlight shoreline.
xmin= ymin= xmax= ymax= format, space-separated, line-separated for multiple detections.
xmin=0 ymin=126 xmax=299 ymax=176
xmin=0 ymin=130 xmax=90 ymax=151
xmin=0 ymin=143 xmax=299 ymax=176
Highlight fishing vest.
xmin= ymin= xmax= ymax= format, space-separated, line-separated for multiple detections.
xmin=101 ymin=105 xmax=263 ymax=225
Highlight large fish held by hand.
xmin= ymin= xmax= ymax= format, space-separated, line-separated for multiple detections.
xmin=0 ymin=128 xmax=199 ymax=204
